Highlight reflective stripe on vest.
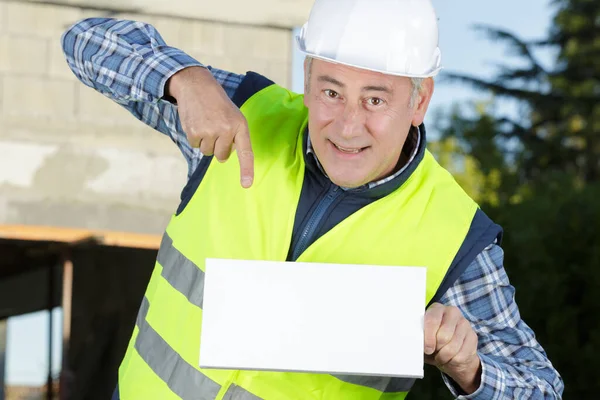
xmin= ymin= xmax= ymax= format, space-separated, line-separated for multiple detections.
xmin=157 ymin=233 xmax=205 ymax=308
xmin=134 ymin=296 xmax=220 ymax=399
xmin=222 ymin=385 xmax=262 ymax=400
xmin=127 ymin=232 xmax=414 ymax=398
xmin=333 ymin=375 xmax=415 ymax=393
xmin=118 ymin=84 xmax=478 ymax=399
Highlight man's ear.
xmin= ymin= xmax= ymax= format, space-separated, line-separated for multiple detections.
xmin=412 ymin=78 xmax=434 ymax=127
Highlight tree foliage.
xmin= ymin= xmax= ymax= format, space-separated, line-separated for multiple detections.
xmin=412 ymin=0 xmax=599 ymax=398
xmin=442 ymin=0 xmax=599 ymax=187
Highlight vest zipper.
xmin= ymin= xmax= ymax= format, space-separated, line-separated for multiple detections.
xmin=292 ymin=184 xmax=342 ymax=261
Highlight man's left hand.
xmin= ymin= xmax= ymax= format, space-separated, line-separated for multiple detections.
xmin=424 ymin=303 xmax=482 ymax=394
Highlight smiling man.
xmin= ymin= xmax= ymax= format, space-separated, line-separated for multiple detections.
xmin=305 ymin=60 xmax=432 ymax=188
xmin=60 ymin=0 xmax=563 ymax=399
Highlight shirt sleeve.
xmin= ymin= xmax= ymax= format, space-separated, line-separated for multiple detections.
xmin=439 ymin=243 xmax=565 ymax=399
xmin=60 ymin=17 xmax=244 ymax=178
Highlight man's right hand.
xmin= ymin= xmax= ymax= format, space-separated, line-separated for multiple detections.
xmin=166 ymin=66 xmax=254 ymax=188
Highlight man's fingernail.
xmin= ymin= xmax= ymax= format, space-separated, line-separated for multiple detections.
xmin=242 ymin=177 xmax=253 ymax=187
xmin=424 ymin=347 xmax=433 ymax=354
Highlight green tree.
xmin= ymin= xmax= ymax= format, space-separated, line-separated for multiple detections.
xmin=412 ymin=0 xmax=599 ymax=398
xmin=443 ymin=0 xmax=599 ymax=188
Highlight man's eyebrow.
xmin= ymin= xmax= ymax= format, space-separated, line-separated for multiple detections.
xmin=362 ymin=85 xmax=393 ymax=94
xmin=317 ymin=75 xmax=345 ymax=87
xmin=317 ymin=75 xmax=393 ymax=94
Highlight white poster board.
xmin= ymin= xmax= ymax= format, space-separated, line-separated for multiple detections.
xmin=200 ymin=259 xmax=426 ymax=378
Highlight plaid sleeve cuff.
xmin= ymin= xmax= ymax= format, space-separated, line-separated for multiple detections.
xmin=442 ymin=353 xmax=505 ymax=399
xmin=132 ymin=46 xmax=204 ymax=103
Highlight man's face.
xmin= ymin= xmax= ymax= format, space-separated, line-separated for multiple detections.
xmin=303 ymin=58 xmax=433 ymax=188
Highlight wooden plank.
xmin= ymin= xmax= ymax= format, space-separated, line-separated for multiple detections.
xmin=0 ymin=225 xmax=161 ymax=250
xmin=59 ymin=254 xmax=73 ymax=400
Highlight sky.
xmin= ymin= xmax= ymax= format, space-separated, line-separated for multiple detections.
xmin=4 ymin=0 xmax=555 ymax=387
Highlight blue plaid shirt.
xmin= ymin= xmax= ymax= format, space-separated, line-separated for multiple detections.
xmin=61 ymin=18 xmax=564 ymax=399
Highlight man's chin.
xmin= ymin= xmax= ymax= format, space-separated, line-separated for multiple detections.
xmin=326 ymin=172 xmax=369 ymax=189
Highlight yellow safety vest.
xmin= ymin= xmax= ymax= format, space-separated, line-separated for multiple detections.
xmin=117 ymin=84 xmax=479 ymax=399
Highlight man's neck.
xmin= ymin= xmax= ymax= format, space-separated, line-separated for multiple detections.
xmin=370 ymin=125 xmax=421 ymax=184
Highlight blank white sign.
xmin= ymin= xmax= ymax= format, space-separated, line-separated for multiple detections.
xmin=200 ymin=258 xmax=426 ymax=378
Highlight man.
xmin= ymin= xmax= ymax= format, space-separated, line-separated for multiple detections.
xmin=61 ymin=0 xmax=563 ymax=398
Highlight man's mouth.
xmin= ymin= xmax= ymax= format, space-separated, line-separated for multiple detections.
xmin=331 ymin=141 xmax=366 ymax=154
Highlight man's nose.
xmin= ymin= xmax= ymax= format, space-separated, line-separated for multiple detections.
xmin=339 ymin=103 xmax=364 ymax=139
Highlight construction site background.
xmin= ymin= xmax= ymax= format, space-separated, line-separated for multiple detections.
xmin=0 ymin=0 xmax=302 ymax=235
xmin=0 ymin=0 xmax=309 ymax=398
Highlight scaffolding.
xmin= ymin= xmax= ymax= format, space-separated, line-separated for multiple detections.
xmin=0 ymin=225 xmax=161 ymax=400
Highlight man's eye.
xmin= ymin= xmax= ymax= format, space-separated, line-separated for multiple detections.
xmin=324 ymin=89 xmax=339 ymax=98
xmin=368 ymin=97 xmax=384 ymax=106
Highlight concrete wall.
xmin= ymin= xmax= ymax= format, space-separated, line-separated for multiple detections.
xmin=37 ymin=0 xmax=313 ymax=28
xmin=0 ymin=0 xmax=297 ymax=235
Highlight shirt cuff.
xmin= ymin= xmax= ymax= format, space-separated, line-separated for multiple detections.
xmin=132 ymin=46 xmax=204 ymax=103
xmin=441 ymin=353 xmax=505 ymax=399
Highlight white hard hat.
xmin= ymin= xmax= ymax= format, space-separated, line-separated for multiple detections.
xmin=296 ymin=0 xmax=442 ymax=78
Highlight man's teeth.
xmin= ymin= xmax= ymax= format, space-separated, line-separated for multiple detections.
xmin=334 ymin=144 xmax=361 ymax=153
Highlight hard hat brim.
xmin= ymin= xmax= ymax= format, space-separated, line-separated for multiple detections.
xmin=296 ymin=38 xmax=442 ymax=79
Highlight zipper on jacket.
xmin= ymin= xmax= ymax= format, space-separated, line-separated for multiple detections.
xmin=291 ymin=184 xmax=342 ymax=261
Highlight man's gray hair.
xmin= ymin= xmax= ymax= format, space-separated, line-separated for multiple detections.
xmin=409 ymin=78 xmax=424 ymax=108
xmin=305 ymin=57 xmax=424 ymax=107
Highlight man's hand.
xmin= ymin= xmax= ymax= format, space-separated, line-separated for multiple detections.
xmin=166 ymin=66 xmax=254 ymax=188
xmin=424 ymin=303 xmax=482 ymax=394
